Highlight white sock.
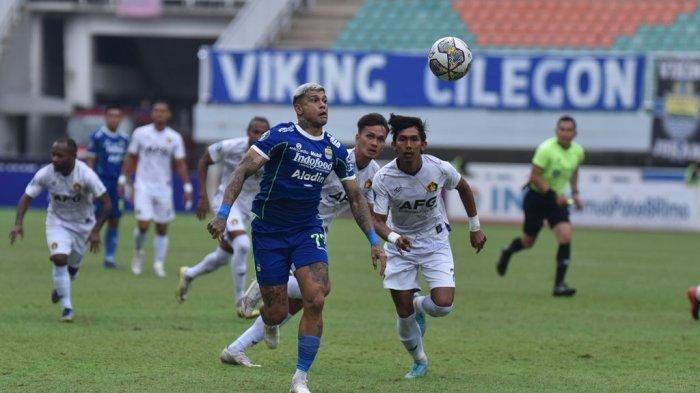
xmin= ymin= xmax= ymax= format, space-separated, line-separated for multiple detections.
xmin=415 ymin=295 xmax=453 ymax=317
xmin=287 ymin=276 xmax=302 ymax=299
xmin=696 ymin=285 xmax=700 ymax=301
xmin=186 ymin=246 xmax=231 ymax=279
xmin=53 ymin=265 xmax=72 ymax=310
xmin=228 ymin=313 xmax=293 ymax=353
xmin=396 ymin=313 xmax=427 ymax=363
xmin=230 ymin=235 xmax=250 ymax=301
xmin=133 ymin=228 xmax=147 ymax=252
xmin=154 ymin=235 xmax=169 ymax=264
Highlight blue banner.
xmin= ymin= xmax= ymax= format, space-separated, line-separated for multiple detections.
xmin=207 ymin=50 xmax=645 ymax=111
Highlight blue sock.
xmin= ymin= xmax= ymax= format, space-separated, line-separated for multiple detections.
xmin=296 ymin=335 xmax=321 ymax=372
xmin=105 ymin=227 xmax=118 ymax=262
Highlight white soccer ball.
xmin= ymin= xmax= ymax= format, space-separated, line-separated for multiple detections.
xmin=427 ymin=36 xmax=473 ymax=82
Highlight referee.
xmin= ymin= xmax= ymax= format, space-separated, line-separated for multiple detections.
xmin=497 ymin=115 xmax=584 ymax=297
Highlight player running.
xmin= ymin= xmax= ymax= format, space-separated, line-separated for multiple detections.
xmin=85 ymin=105 xmax=129 ymax=269
xmin=175 ymin=116 xmax=269 ymax=310
xmin=372 ymin=114 xmax=486 ymax=379
xmin=219 ymin=112 xmax=389 ymax=368
xmin=9 ymin=138 xmax=112 ymax=322
xmin=496 ymin=115 xmax=584 ymax=297
xmin=119 ymin=101 xmax=192 ymax=278
xmin=207 ymin=84 xmax=386 ymax=393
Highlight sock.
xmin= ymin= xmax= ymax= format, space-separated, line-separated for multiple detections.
xmin=287 ymin=276 xmax=302 ymax=299
xmin=186 ymin=246 xmax=231 ymax=279
xmin=396 ymin=313 xmax=427 ymax=363
xmin=67 ymin=266 xmax=79 ymax=281
xmin=154 ymin=235 xmax=169 ymax=264
xmin=133 ymin=228 xmax=147 ymax=252
xmin=228 ymin=313 xmax=294 ymax=353
xmin=230 ymin=235 xmax=250 ymax=301
xmin=105 ymin=227 xmax=118 ymax=262
xmin=696 ymin=285 xmax=700 ymax=301
xmin=296 ymin=335 xmax=321 ymax=372
xmin=53 ymin=265 xmax=72 ymax=309
xmin=506 ymin=237 xmax=525 ymax=254
xmin=555 ymin=243 xmax=571 ymax=287
xmin=415 ymin=295 xmax=453 ymax=317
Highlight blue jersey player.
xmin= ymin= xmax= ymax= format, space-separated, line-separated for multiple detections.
xmin=207 ymin=83 xmax=386 ymax=393
xmin=85 ymin=105 xmax=129 ymax=269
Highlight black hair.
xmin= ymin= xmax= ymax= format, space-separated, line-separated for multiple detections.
xmin=357 ymin=113 xmax=389 ymax=135
xmin=104 ymin=104 xmax=121 ymax=112
xmin=153 ymin=100 xmax=170 ymax=109
xmin=248 ymin=116 xmax=270 ymax=129
xmin=557 ymin=115 xmax=576 ymax=130
xmin=388 ymin=113 xmax=426 ymax=142
xmin=54 ymin=137 xmax=77 ymax=155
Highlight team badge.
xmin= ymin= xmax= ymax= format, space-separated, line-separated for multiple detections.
xmin=166 ymin=137 xmax=172 ymax=144
xmin=296 ymin=143 xmax=303 ymax=150
xmin=50 ymin=242 xmax=58 ymax=250
xmin=364 ymin=179 xmax=372 ymax=189
xmin=230 ymin=219 xmax=239 ymax=225
xmin=324 ymin=146 xmax=333 ymax=160
xmin=426 ymin=182 xmax=438 ymax=192
xmin=72 ymin=183 xmax=82 ymax=192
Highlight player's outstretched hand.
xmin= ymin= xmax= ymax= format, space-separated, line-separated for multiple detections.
xmin=370 ymin=245 xmax=387 ymax=277
xmin=9 ymin=225 xmax=23 ymax=244
xmin=573 ymin=196 xmax=584 ymax=211
xmin=207 ymin=217 xmax=226 ymax=242
xmin=88 ymin=230 xmax=102 ymax=253
xmin=555 ymin=195 xmax=569 ymax=207
xmin=470 ymin=230 xmax=487 ymax=254
xmin=196 ymin=197 xmax=210 ymax=220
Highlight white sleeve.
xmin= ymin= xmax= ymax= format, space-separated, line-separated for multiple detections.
xmin=371 ymin=173 xmax=390 ymax=215
xmin=127 ymin=129 xmax=140 ymax=155
xmin=173 ymin=133 xmax=186 ymax=160
xmin=441 ymin=160 xmax=462 ymax=190
xmin=207 ymin=141 xmax=224 ymax=163
xmin=86 ymin=169 xmax=107 ymax=197
xmin=24 ymin=167 xmax=47 ymax=198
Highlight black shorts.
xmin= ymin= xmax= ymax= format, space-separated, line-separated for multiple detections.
xmin=522 ymin=189 xmax=570 ymax=236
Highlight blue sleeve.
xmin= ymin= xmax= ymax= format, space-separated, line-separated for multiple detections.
xmin=251 ymin=125 xmax=286 ymax=160
xmin=333 ymin=146 xmax=355 ymax=181
xmin=87 ymin=132 xmax=98 ymax=157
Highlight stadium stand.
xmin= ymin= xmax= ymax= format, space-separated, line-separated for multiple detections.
xmin=333 ymin=0 xmax=699 ymax=51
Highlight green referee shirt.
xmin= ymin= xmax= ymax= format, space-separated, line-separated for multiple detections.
xmin=530 ymin=137 xmax=585 ymax=195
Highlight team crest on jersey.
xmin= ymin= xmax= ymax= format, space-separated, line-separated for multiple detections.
xmin=230 ymin=218 xmax=239 ymax=225
xmin=324 ymin=146 xmax=333 ymax=160
xmin=364 ymin=179 xmax=372 ymax=189
xmin=296 ymin=143 xmax=303 ymax=150
xmin=426 ymin=182 xmax=438 ymax=192
xmin=50 ymin=242 xmax=58 ymax=250
xmin=72 ymin=183 xmax=82 ymax=192
xmin=166 ymin=137 xmax=172 ymax=144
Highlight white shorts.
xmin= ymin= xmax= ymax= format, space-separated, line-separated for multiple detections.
xmin=134 ymin=187 xmax=174 ymax=224
xmin=46 ymin=225 xmax=88 ymax=267
xmin=225 ymin=203 xmax=252 ymax=233
xmin=382 ymin=244 xmax=455 ymax=291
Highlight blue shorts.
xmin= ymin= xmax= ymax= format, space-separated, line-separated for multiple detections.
xmin=96 ymin=177 xmax=121 ymax=219
xmin=251 ymin=221 xmax=328 ymax=286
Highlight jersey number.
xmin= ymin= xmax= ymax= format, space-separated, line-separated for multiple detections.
xmin=310 ymin=233 xmax=326 ymax=249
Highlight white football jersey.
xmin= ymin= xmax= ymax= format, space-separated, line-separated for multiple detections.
xmin=127 ymin=123 xmax=186 ymax=192
xmin=207 ymin=137 xmax=262 ymax=211
xmin=25 ymin=160 xmax=107 ymax=233
xmin=372 ymin=154 xmax=461 ymax=247
xmin=319 ymin=148 xmax=380 ymax=225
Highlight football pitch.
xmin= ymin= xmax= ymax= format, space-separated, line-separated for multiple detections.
xmin=1 ymin=208 xmax=698 ymax=392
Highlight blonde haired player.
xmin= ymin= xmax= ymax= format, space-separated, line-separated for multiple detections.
xmin=372 ymin=114 xmax=486 ymax=379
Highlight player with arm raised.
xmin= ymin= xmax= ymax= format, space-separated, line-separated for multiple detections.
xmin=207 ymin=84 xmax=386 ymax=393
xmin=175 ymin=116 xmax=269 ymax=310
xmin=119 ymin=101 xmax=192 ymax=278
xmin=496 ymin=115 xmax=584 ymax=297
xmin=84 ymin=105 xmax=129 ymax=269
xmin=372 ymin=114 xmax=486 ymax=379
xmin=9 ymin=138 xmax=112 ymax=322
xmin=219 ymin=112 xmax=389 ymax=368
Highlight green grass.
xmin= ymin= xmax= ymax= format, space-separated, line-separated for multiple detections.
xmin=1 ymin=208 xmax=699 ymax=392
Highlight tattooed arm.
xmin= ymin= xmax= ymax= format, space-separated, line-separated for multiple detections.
xmin=342 ymin=179 xmax=387 ymax=276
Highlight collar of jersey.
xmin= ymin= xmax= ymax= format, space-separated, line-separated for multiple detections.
xmin=100 ymin=126 xmax=120 ymax=137
xmin=294 ymin=123 xmax=325 ymax=141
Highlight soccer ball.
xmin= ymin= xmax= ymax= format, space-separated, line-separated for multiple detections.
xmin=427 ymin=37 xmax=473 ymax=81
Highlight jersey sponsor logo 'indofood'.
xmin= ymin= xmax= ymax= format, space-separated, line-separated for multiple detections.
xmin=292 ymin=152 xmax=333 ymax=171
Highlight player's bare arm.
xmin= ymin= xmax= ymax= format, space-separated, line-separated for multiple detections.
xmin=207 ymin=148 xmax=267 ymax=240
xmin=455 ymin=178 xmax=487 ymax=253
xmin=174 ymin=158 xmax=192 ymax=208
xmin=196 ymin=151 xmax=214 ymax=220
xmin=342 ymin=179 xmax=387 ymax=275
xmin=88 ymin=192 xmax=113 ymax=252
xmin=372 ymin=212 xmax=412 ymax=254
xmin=9 ymin=194 xmax=33 ymax=244
xmin=118 ymin=152 xmax=137 ymax=200
xmin=570 ymin=168 xmax=583 ymax=210
xmin=530 ymin=165 xmax=567 ymax=207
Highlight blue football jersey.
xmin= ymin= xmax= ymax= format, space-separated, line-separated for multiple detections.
xmin=86 ymin=127 xmax=129 ymax=179
xmin=250 ymin=122 xmax=355 ymax=230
